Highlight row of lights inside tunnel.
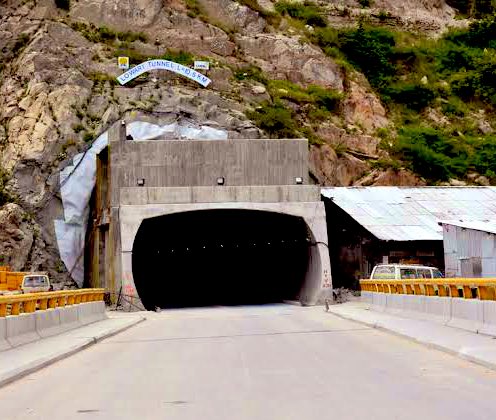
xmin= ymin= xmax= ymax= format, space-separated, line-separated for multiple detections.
xmin=136 ymin=177 xmax=305 ymax=186
xmin=154 ymin=238 xmax=310 ymax=254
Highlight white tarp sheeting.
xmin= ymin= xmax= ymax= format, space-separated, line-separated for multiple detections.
xmin=55 ymin=121 xmax=228 ymax=286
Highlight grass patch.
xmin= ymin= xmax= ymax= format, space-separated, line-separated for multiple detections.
xmin=246 ymin=101 xmax=297 ymax=138
xmin=185 ymin=0 xmax=204 ymax=18
xmin=70 ymin=22 xmax=147 ymax=44
xmin=234 ymin=65 xmax=268 ymax=84
xmin=88 ymin=72 xmax=118 ymax=86
xmin=275 ymin=1 xmax=327 ymax=27
xmin=0 ymin=167 xmax=15 ymax=206
xmin=162 ymin=49 xmax=194 ymax=65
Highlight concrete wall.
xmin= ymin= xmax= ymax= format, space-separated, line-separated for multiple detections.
xmin=109 ymin=136 xmax=309 ymax=206
xmin=362 ymin=292 xmax=496 ymax=337
xmin=120 ymin=185 xmax=320 ymax=205
xmin=1 ymin=302 xmax=107 ymax=350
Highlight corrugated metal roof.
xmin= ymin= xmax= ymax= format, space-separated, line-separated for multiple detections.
xmin=321 ymin=187 xmax=496 ymax=241
xmin=440 ymin=220 xmax=496 ymax=235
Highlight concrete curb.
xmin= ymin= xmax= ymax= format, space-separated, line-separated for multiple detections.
xmin=328 ymin=307 xmax=496 ymax=372
xmin=0 ymin=315 xmax=145 ymax=389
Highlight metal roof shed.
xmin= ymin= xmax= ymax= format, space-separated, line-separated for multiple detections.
xmin=321 ymin=187 xmax=496 ymax=287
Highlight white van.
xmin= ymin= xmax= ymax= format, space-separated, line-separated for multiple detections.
xmin=370 ymin=264 xmax=443 ymax=280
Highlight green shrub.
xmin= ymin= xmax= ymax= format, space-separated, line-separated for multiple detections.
xmin=117 ymin=31 xmax=148 ymax=43
xmin=88 ymin=72 xmax=118 ymax=85
xmin=275 ymin=1 xmax=327 ymax=27
xmin=162 ymin=49 xmax=194 ymax=65
xmin=246 ymin=101 xmax=297 ymax=138
xmin=185 ymin=0 xmax=204 ymax=18
xmin=383 ymin=83 xmax=436 ymax=110
xmin=70 ymin=21 xmax=147 ymax=45
xmin=395 ymin=126 xmax=470 ymax=181
xmin=55 ymin=0 xmax=70 ymax=11
xmin=445 ymin=14 xmax=496 ymax=48
xmin=339 ymin=25 xmax=397 ymax=88
xmin=0 ymin=167 xmax=15 ymax=206
xmin=441 ymin=97 xmax=468 ymax=116
xmin=267 ymin=80 xmax=314 ymax=103
xmin=472 ymin=135 xmax=496 ymax=177
xmin=434 ymin=43 xmax=481 ymax=73
xmin=234 ymin=65 xmax=267 ymax=84
xmin=72 ymin=124 xmax=85 ymax=133
xmin=83 ymin=132 xmax=94 ymax=143
xmin=306 ymin=85 xmax=342 ymax=112
xmin=312 ymin=26 xmax=340 ymax=47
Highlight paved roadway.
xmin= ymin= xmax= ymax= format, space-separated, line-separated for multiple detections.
xmin=1 ymin=304 xmax=496 ymax=420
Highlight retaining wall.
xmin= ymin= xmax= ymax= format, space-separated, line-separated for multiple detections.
xmin=2 ymin=302 xmax=107 ymax=350
xmin=362 ymin=292 xmax=496 ymax=337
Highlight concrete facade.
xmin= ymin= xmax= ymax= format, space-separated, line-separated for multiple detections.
xmin=94 ymin=121 xmax=332 ymax=309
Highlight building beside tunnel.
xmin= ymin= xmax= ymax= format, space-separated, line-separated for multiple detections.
xmin=440 ymin=220 xmax=496 ymax=278
xmin=86 ymin=122 xmax=332 ymax=310
xmin=322 ymin=186 xmax=496 ymax=289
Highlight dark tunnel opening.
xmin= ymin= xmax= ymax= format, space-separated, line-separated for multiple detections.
xmin=132 ymin=210 xmax=311 ymax=310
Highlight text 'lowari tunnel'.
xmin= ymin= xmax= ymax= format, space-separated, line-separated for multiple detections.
xmin=132 ymin=210 xmax=312 ymax=309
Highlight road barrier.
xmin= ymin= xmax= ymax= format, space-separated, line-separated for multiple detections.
xmin=360 ymin=280 xmax=496 ymax=336
xmin=0 ymin=289 xmax=106 ymax=349
xmin=0 ymin=289 xmax=105 ymax=317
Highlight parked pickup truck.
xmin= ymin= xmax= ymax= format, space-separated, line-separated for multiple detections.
xmin=371 ymin=264 xmax=443 ymax=280
xmin=0 ymin=267 xmax=52 ymax=295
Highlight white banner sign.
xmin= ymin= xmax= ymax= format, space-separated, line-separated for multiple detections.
xmin=116 ymin=59 xmax=211 ymax=87
xmin=194 ymin=60 xmax=210 ymax=70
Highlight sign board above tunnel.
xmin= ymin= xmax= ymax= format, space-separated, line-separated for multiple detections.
xmin=116 ymin=59 xmax=212 ymax=87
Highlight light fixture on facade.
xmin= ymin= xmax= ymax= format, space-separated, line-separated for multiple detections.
xmin=137 ymin=178 xmax=145 ymax=186
xmin=217 ymin=177 xmax=225 ymax=185
xmin=295 ymin=177 xmax=303 ymax=185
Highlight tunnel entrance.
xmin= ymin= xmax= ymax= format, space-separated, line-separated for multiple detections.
xmin=132 ymin=210 xmax=311 ymax=309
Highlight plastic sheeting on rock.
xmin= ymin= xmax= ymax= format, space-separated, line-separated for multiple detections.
xmin=55 ymin=121 xmax=228 ymax=286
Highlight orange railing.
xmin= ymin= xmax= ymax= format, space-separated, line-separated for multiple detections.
xmin=360 ymin=279 xmax=496 ymax=300
xmin=0 ymin=289 xmax=105 ymax=317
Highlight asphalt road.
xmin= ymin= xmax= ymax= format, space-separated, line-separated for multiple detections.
xmin=1 ymin=304 xmax=496 ymax=420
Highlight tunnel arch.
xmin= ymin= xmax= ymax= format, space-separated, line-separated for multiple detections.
xmin=131 ymin=209 xmax=319 ymax=309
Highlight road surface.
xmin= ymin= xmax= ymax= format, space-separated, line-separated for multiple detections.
xmin=1 ymin=305 xmax=496 ymax=419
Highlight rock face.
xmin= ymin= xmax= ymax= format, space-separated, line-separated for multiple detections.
xmin=0 ymin=0 xmax=456 ymax=287
xmin=0 ymin=203 xmax=38 ymax=271
xmin=343 ymin=78 xmax=389 ymax=134
xmin=325 ymin=0 xmax=458 ymax=33
xmin=237 ymin=34 xmax=345 ymax=90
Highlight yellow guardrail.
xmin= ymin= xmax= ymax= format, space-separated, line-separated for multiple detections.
xmin=0 ymin=289 xmax=105 ymax=317
xmin=360 ymin=279 xmax=496 ymax=300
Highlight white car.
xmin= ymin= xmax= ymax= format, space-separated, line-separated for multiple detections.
xmin=371 ymin=264 xmax=443 ymax=280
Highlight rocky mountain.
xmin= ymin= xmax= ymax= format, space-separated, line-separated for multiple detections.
xmin=0 ymin=0 xmax=494 ymax=283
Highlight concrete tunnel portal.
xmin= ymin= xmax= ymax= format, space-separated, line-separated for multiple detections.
xmin=132 ymin=209 xmax=313 ymax=309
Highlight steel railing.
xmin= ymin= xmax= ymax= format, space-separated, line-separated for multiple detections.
xmin=360 ymin=279 xmax=496 ymax=300
xmin=0 ymin=289 xmax=105 ymax=317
